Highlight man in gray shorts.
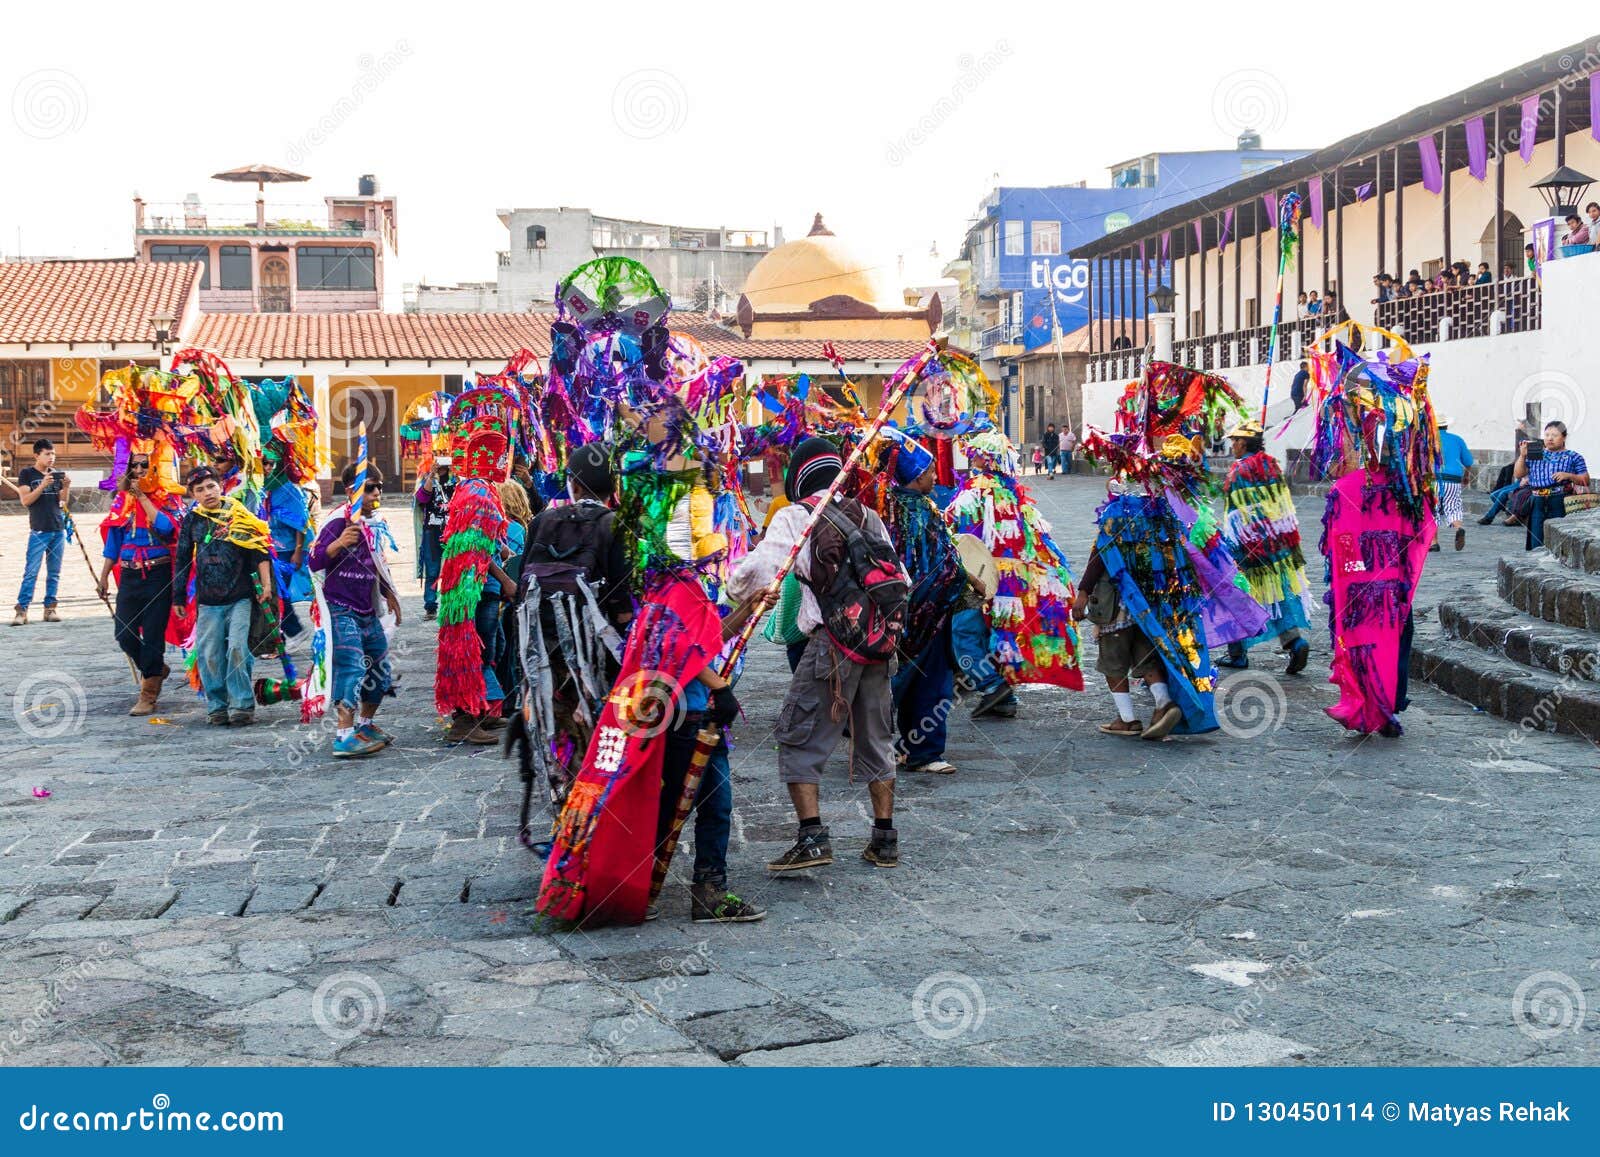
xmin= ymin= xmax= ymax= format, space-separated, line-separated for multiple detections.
xmin=726 ymin=438 xmax=906 ymax=870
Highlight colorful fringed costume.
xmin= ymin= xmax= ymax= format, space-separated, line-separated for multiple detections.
xmin=1165 ymin=485 xmax=1270 ymax=649
xmin=1092 ymin=493 xmax=1219 ymax=734
xmin=946 ymin=433 xmax=1083 ymax=689
xmin=1321 ymin=470 xmax=1433 ymax=734
xmin=1221 ymin=451 xmax=1313 ymax=646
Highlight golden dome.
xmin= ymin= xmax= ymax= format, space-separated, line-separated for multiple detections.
xmin=741 ymin=213 xmax=906 ymax=313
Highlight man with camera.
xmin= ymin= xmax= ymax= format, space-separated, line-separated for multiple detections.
xmin=7 ymin=438 xmax=70 ymax=626
xmin=1516 ymin=420 xmax=1589 ymax=550
xmin=415 ymin=455 xmax=455 ymax=620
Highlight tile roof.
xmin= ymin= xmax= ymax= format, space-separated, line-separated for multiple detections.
xmin=0 ymin=259 xmax=200 ymax=345
xmin=191 ymin=310 xmax=928 ymax=365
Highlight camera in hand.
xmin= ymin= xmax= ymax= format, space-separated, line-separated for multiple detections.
xmin=1526 ymin=445 xmax=1545 ymax=462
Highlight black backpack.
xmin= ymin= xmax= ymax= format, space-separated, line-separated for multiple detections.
xmin=798 ymin=496 xmax=908 ymax=664
xmin=521 ymin=502 xmax=613 ymax=601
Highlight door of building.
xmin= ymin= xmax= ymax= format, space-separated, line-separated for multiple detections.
xmin=260 ymin=257 xmax=290 ymax=312
xmin=341 ymin=385 xmax=398 ymax=483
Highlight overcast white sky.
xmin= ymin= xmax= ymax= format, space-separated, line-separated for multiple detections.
xmin=0 ymin=3 xmax=1573 ymax=292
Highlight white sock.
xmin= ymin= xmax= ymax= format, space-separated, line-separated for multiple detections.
xmin=336 ymin=727 xmax=354 ymax=740
xmin=1150 ymin=683 xmax=1173 ymax=708
xmin=1112 ymin=692 xmax=1136 ymax=722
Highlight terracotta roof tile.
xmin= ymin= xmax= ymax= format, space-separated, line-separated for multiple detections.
xmin=191 ymin=310 xmax=928 ymax=365
xmin=0 ymin=259 xmax=200 ymax=345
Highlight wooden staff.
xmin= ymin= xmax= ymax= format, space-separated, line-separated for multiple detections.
xmin=649 ymin=338 xmax=944 ymax=901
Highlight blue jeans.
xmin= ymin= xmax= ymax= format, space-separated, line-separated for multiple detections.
xmin=475 ymin=595 xmax=505 ymax=704
xmin=330 ymin=607 xmax=391 ymax=710
xmin=194 ymin=598 xmax=254 ymax=712
xmin=659 ymin=723 xmax=733 ymax=885
xmin=951 ymin=606 xmax=1008 ymax=697
xmin=891 ymin=630 xmax=955 ymax=765
xmin=1525 ymin=492 xmax=1566 ymax=550
xmin=420 ymin=532 xmax=443 ymax=611
xmin=16 ymin=530 xmax=64 ymax=610
xmin=1483 ymin=482 xmax=1520 ymax=520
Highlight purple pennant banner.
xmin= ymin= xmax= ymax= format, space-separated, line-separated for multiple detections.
xmin=1465 ymin=116 xmax=1488 ymax=180
xmin=1263 ymin=193 xmax=1278 ymax=228
xmin=1161 ymin=230 xmax=1170 ymax=261
xmin=1219 ymin=208 xmax=1234 ymax=252
xmin=1521 ymin=95 xmax=1540 ymax=163
xmin=1194 ymin=220 xmax=1204 ymax=249
xmin=1418 ymin=136 xmax=1443 ymax=194
xmin=1354 ymin=183 xmax=1373 ymax=202
xmin=1308 ymin=179 xmax=1324 ymax=229
xmin=1592 ymin=73 xmax=1600 ymax=142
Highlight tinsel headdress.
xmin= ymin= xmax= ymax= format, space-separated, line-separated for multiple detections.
xmin=1311 ymin=340 xmax=1439 ymax=516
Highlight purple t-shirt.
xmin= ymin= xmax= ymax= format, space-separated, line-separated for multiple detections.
xmin=310 ymin=516 xmax=384 ymax=614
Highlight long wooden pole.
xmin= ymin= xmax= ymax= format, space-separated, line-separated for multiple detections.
xmin=1258 ymin=193 xmax=1303 ymax=426
xmin=649 ymin=338 xmax=942 ymax=901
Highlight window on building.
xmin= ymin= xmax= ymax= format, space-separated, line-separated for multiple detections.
xmin=1011 ymin=291 xmax=1024 ymax=334
xmin=297 ymin=246 xmax=377 ymax=290
xmin=526 ymin=225 xmax=546 ymax=250
xmin=1032 ymin=222 xmax=1061 ymax=256
xmin=218 ymin=245 xmax=252 ymax=290
xmin=1003 ymin=220 xmax=1023 ymax=256
xmin=149 ymin=243 xmax=210 ymax=289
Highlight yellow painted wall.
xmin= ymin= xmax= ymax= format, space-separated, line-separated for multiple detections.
xmin=50 ymin=357 xmax=100 ymax=402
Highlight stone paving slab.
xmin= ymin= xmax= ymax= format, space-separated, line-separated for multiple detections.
xmin=1 ymin=493 xmax=1597 ymax=1066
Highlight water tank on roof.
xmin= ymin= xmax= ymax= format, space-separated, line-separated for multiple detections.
xmin=1237 ymin=129 xmax=1261 ymax=151
xmin=358 ymin=174 xmax=379 ymax=196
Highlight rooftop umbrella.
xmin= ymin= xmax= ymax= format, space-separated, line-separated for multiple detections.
xmin=210 ymin=164 xmax=311 ymax=227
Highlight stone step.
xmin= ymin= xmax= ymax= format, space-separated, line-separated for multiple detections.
xmin=1544 ymin=509 xmax=1600 ymax=574
xmin=1497 ymin=553 xmax=1600 ymax=630
xmin=1410 ymin=624 xmax=1600 ymax=740
xmin=1437 ymin=588 xmax=1600 ymax=683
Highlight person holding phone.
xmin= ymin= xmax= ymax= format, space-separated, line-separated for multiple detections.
xmin=7 ymin=438 xmax=69 ymax=626
xmin=1516 ymin=420 xmax=1589 ymax=550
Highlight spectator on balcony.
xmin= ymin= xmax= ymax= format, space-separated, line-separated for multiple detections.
xmin=1514 ymin=420 xmax=1589 ymax=550
xmin=1293 ymin=291 xmax=1307 ymax=320
xmin=1501 ymin=262 xmax=1518 ymax=280
xmin=1562 ymin=214 xmax=1591 ymax=253
xmin=1406 ymin=270 xmax=1425 ymax=294
xmin=1323 ymin=291 xmax=1345 ymax=324
xmin=1370 ymin=274 xmax=1389 ymax=305
xmin=1526 ymin=242 xmax=1538 ymax=275
xmin=1305 ymin=290 xmax=1322 ymax=316
xmin=1586 ymin=202 xmax=1600 ymax=247
xmin=1475 ymin=262 xmax=1493 ymax=285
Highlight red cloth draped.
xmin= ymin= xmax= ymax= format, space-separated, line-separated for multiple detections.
xmin=536 ymin=573 xmax=721 ymax=927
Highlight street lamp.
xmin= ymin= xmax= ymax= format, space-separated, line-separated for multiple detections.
xmin=149 ymin=314 xmax=174 ymax=356
xmin=1147 ymin=283 xmax=1176 ymax=314
xmin=1531 ymin=165 xmax=1596 ymax=220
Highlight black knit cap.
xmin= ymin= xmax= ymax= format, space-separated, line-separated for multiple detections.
xmin=567 ymin=441 xmax=613 ymax=497
xmin=785 ymin=436 xmax=843 ymax=501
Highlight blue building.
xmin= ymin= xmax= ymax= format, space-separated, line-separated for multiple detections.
xmin=952 ymin=138 xmax=1309 ymax=362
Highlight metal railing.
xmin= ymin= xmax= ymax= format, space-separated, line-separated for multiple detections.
xmin=1374 ymin=275 xmax=1542 ymax=341
xmin=979 ymin=323 xmax=1024 ymax=353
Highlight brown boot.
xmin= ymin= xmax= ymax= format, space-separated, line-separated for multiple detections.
xmin=129 ymin=675 xmax=163 ymax=717
xmin=42 ymin=606 xmax=61 ymax=623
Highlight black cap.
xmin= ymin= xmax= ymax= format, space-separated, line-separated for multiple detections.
xmin=785 ymin=436 xmax=843 ymax=501
xmin=566 ymin=441 xmax=613 ymax=497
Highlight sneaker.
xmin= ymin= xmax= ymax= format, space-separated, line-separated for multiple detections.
xmin=971 ymin=683 xmax=1015 ymax=719
xmin=1476 ymin=514 xmax=1496 ymax=526
xmin=691 ymin=882 xmax=766 ymax=924
xmin=908 ymin=759 xmax=957 ymax=775
xmin=767 ymin=826 xmax=833 ymax=873
xmin=10 ymin=609 xmax=25 ymax=627
xmin=1098 ymin=718 xmax=1143 ymax=737
xmin=334 ymin=733 xmax=383 ymax=759
xmin=42 ymin=606 xmax=60 ymax=623
xmin=229 ymin=709 xmax=255 ymax=727
xmin=1455 ymin=527 xmax=1466 ymax=551
xmin=355 ymin=722 xmax=392 ymax=749
xmin=1141 ymin=702 xmax=1184 ymax=741
xmin=988 ymin=701 xmax=1019 ymax=719
xmin=1284 ymin=637 xmax=1310 ymax=676
xmin=862 ymin=827 xmax=899 ymax=868
xmin=207 ymin=710 xmax=231 ymax=726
